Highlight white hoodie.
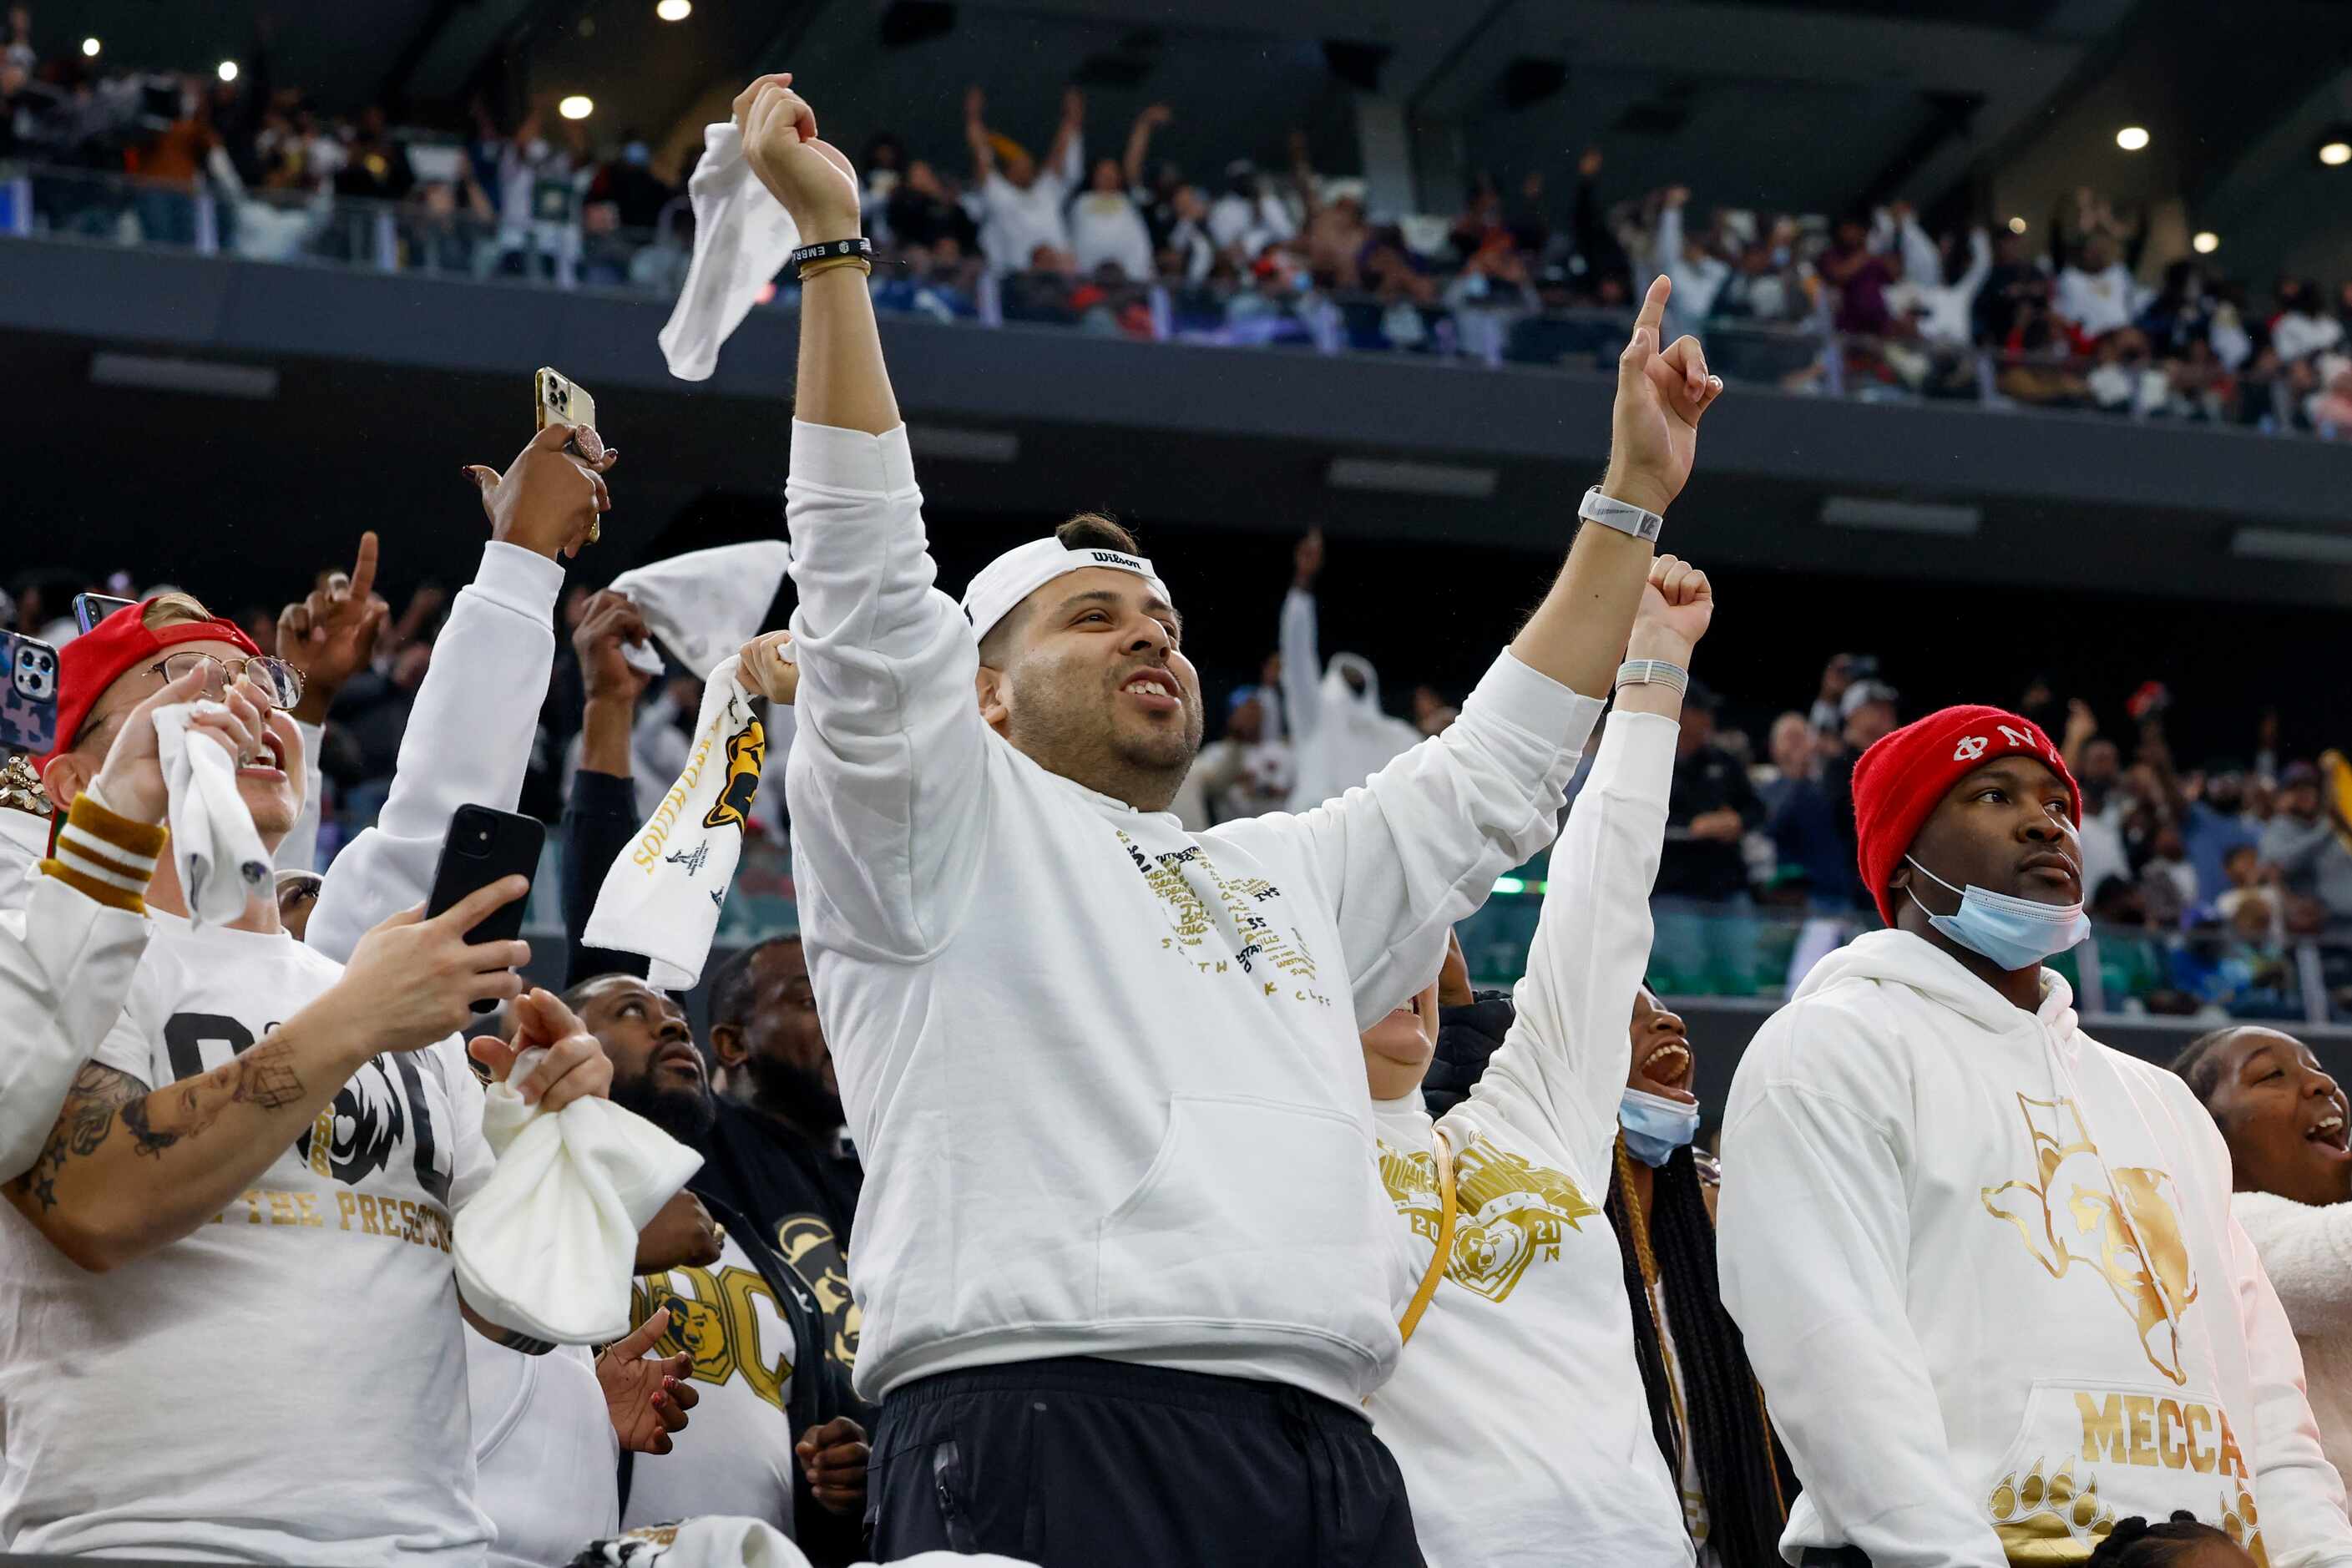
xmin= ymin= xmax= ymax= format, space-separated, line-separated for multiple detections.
xmin=1368 ymin=711 xmax=1692 ymax=1566
xmin=1281 ymin=585 xmax=1425 ymax=812
xmin=2233 ymin=1191 xmax=2352 ymax=1489
xmin=783 ymin=420 xmax=1601 ymax=1408
xmin=1720 ymin=930 xmax=2352 ymax=1566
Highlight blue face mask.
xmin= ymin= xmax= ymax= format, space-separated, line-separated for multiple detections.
xmin=1620 ymin=1087 xmax=1701 ymax=1168
xmin=1904 ymin=856 xmax=2090 ymax=973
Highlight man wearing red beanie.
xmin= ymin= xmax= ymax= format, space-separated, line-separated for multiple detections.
xmin=1715 ymin=706 xmax=2352 ymax=1566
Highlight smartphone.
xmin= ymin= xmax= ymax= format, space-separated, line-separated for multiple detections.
xmin=73 ymin=592 xmax=139 ymax=635
xmin=534 ymin=367 xmax=597 ymax=439
xmin=1 ymin=630 xmax=60 ymax=756
xmin=425 ymin=804 xmax=546 ymax=1014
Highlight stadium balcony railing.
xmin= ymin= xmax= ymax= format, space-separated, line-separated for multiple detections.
xmin=6 ymin=161 xmax=2345 ymax=443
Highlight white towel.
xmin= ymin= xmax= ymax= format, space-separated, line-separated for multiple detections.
xmin=658 ymin=122 xmax=802 ymax=382
xmin=584 ymin=656 xmax=764 ymax=989
xmin=607 ymin=542 xmax=792 ymax=681
xmin=151 ymin=701 xmax=272 ymax=927
xmin=453 ymin=1047 xmax=704 ymax=1346
xmin=572 ymin=1515 xmax=1038 ymax=1568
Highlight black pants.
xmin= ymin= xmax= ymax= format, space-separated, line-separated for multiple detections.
xmin=866 ymin=1356 xmax=1424 ymax=1567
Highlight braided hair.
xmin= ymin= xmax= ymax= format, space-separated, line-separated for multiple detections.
xmin=2085 ymin=1511 xmax=2249 ymax=1565
xmin=1605 ymin=1134 xmax=1796 ymax=1568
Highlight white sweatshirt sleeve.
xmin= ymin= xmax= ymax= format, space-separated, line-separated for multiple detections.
xmin=1279 ymin=585 xmax=1322 ymax=741
xmin=306 ymin=542 xmax=564 ymax=964
xmin=1898 ymin=213 xmax=1945 ymax=291
xmin=1718 ymin=1003 xmax=2008 ymax=1566
xmin=277 ymin=718 xmax=327 ymax=876
xmin=1463 ymin=710 xmax=1674 ymax=1179
xmin=2228 ymin=1204 xmax=2352 ymax=1565
xmin=782 ymin=420 xmax=992 ymax=963
xmin=1227 ymin=650 xmax=1603 ymax=1030
xmin=0 ymin=797 xmax=166 ymax=1179
xmin=2235 ymin=1191 xmax=2352 ymax=1337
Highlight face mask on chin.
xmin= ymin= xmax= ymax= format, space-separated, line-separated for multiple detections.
xmin=1904 ymin=855 xmax=2090 ymax=974
xmin=1619 ymin=1086 xmax=1700 ymax=1168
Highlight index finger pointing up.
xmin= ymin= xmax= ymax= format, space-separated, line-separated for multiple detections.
xmin=1632 ymin=273 xmax=1671 ymax=336
xmin=347 ymin=530 xmax=379 ymax=605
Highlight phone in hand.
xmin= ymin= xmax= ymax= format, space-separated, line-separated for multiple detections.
xmin=534 ymin=367 xmax=597 ymax=445
xmin=73 ymin=592 xmax=139 ymax=635
xmin=1 ymin=630 xmax=60 ymax=756
xmin=426 ymin=804 xmax=546 ymax=1014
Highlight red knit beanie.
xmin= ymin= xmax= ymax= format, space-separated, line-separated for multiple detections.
xmin=1851 ymin=705 xmax=2081 ymax=926
xmin=36 ymin=598 xmax=261 ymax=777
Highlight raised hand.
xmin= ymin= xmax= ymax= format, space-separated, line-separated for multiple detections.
xmin=2064 ymin=699 xmax=2098 ymax=751
xmin=87 ymin=666 xmax=252 ymax=822
xmin=278 ymin=529 xmax=392 ymax=724
xmin=735 ymin=73 xmax=860 ymax=244
xmin=308 ymin=878 xmax=533 ymax=1058
xmin=736 ymin=630 xmax=799 ymax=706
xmin=635 ymin=1190 xmax=724 ymax=1273
xmin=595 ymin=1308 xmax=698 ymax=1455
xmin=468 ymin=987 xmax=615 ymax=1115
xmin=796 ymin=1416 xmax=872 ymax=1515
xmin=1627 ymin=553 xmax=1713 ymax=662
xmin=1603 ymin=275 xmax=1723 ymax=518
xmin=1293 ymin=528 xmax=1325 ymax=589
xmin=573 ymin=589 xmax=653 ymax=707
xmin=464 ymin=422 xmax=616 ymax=562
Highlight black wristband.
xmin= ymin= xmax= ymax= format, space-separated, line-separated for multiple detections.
xmin=790 ymin=237 xmax=872 ymax=276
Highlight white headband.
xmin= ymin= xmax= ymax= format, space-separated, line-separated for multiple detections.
xmin=960 ymin=537 xmax=1173 ymax=645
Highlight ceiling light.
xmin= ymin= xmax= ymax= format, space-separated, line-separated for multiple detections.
xmin=79 ymin=36 xmax=99 ymax=56
xmin=2007 ymin=215 xmax=2027 ymax=235
xmin=2115 ymin=126 xmax=2150 ymax=152
xmin=656 ymin=0 xmax=693 ymax=18
xmin=2192 ymin=230 xmax=2218 ymax=255
xmin=559 ymin=95 xmax=594 ymax=121
xmin=2321 ymin=141 xmax=2352 ymax=168
xmin=2231 ymin=528 xmax=2352 ymax=566
xmin=1818 ymin=496 xmax=1981 ymax=536
xmin=216 ymin=60 xmax=239 ymax=83
xmin=1326 ymin=457 xmax=1497 ymax=498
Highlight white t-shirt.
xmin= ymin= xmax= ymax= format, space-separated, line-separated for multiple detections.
xmin=0 ymin=913 xmax=498 ymax=1563
xmin=469 ymin=1340 xmax=617 ymax=1568
xmin=2052 ymin=260 xmax=2139 ymax=337
xmin=622 ymin=1232 xmax=800 ymax=1533
xmin=1067 ymin=190 xmax=1153 ymax=281
xmin=976 ymin=169 xmax=1071 ymax=275
xmin=1364 ymin=714 xmax=1692 ymax=1567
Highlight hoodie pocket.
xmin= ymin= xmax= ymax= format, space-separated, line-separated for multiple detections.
xmin=1979 ymin=1378 xmax=2259 ymax=1560
xmin=1095 ymin=1095 xmax=1384 ymax=1344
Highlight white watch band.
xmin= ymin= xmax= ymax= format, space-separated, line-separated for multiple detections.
xmin=1579 ymin=486 xmax=1664 ymax=543
xmin=1614 ymin=659 xmax=1689 ymax=696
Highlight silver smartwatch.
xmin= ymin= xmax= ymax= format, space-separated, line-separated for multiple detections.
xmin=1579 ymin=486 xmax=1665 ymax=543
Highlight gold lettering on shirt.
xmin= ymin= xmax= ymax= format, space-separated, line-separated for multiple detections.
xmin=1374 ymin=1134 xmax=1600 ymax=1304
xmin=2073 ymin=1391 xmax=2248 ymax=1479
xmin=1980 ymin=1094 xmax=2200 ymax=1384
xmin=633 ymin=1263 xmax=793 ymax=1413
xmin=1116 ymin=831 xmax=1320 ymax=991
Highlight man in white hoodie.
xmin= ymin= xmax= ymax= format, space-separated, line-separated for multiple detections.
xmin=1719 ymin=704 xmax=2352 ymax=1567
xmin=734 ymin=72 xmax=1724 ymax=1566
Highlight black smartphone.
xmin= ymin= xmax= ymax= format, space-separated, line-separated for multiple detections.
xmin=425 ymin=803 xmax=546 ymax=1014
xmin=73 ymin=592 xmax=139 ymax=635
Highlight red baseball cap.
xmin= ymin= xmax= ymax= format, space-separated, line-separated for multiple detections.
xmin=1851 ymin=705 xmax=2081 ymax=926
xmin=36 ymin=599 xmax=260 ymax=779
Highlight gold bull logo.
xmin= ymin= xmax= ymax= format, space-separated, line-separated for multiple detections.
xmin=701 ymin=715 xmax=766 ymax=832
xmin=1981 ymin=1094 xmax=2199 ymax=1384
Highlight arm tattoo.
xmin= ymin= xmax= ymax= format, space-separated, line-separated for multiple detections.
xmin=8 ymin=1064 xmax=146 ymax=1212
xmin=124 ymin=1038 xmax=309 ymax=1158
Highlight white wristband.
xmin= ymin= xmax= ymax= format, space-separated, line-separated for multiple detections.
xmin=1614 ymin=659 xmax=1688 ymax=697
xmin=1579 ymin=486 xmax=1664 ymax=543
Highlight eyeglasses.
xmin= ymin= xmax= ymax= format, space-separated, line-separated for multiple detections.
xmin=149 ymin=650 xmax=304 ymax=710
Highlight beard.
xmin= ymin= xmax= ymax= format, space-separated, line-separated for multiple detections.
xmin=611 ymin=1069 xmax=717 ymax=1143
xmin=1005 ymin=660 xmax=1203 ymax=807
xmin=745 ymin=1050 xmax=845 ymax=1136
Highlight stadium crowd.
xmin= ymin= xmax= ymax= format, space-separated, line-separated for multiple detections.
xmin=8 ymin=69 xmax=2352 ymax=1568
xmin=8 ymin=4 xmax=2352 ymax=433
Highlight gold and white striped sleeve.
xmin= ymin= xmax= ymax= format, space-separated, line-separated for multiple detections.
xmin=39 ymin=792 xmax=169 ymax=914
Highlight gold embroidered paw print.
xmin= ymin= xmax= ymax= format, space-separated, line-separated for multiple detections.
xmin=1987 ymin=1459 xmax=2116 ymax=1551
xmin=2218 ymin=1484 xmax=2269 ymax=1565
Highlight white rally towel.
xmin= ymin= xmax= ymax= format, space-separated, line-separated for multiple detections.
xmin=658 ymin=121 xmax=802 ymax=382
xmin=453 ymin=1046 xmax=703 ymax=1346
xmin=607 ymin=542 xmax=792 ymax=681
xmin=1286 ymin=653 xmax=1424 ymax=812
xmin=571 ymin=1515 xmax=1037 ymax=1568
xmin=151 ymin=701 xmax=273 ymax=927
xmin=584 ymin=655 xmax=765 ymax=989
